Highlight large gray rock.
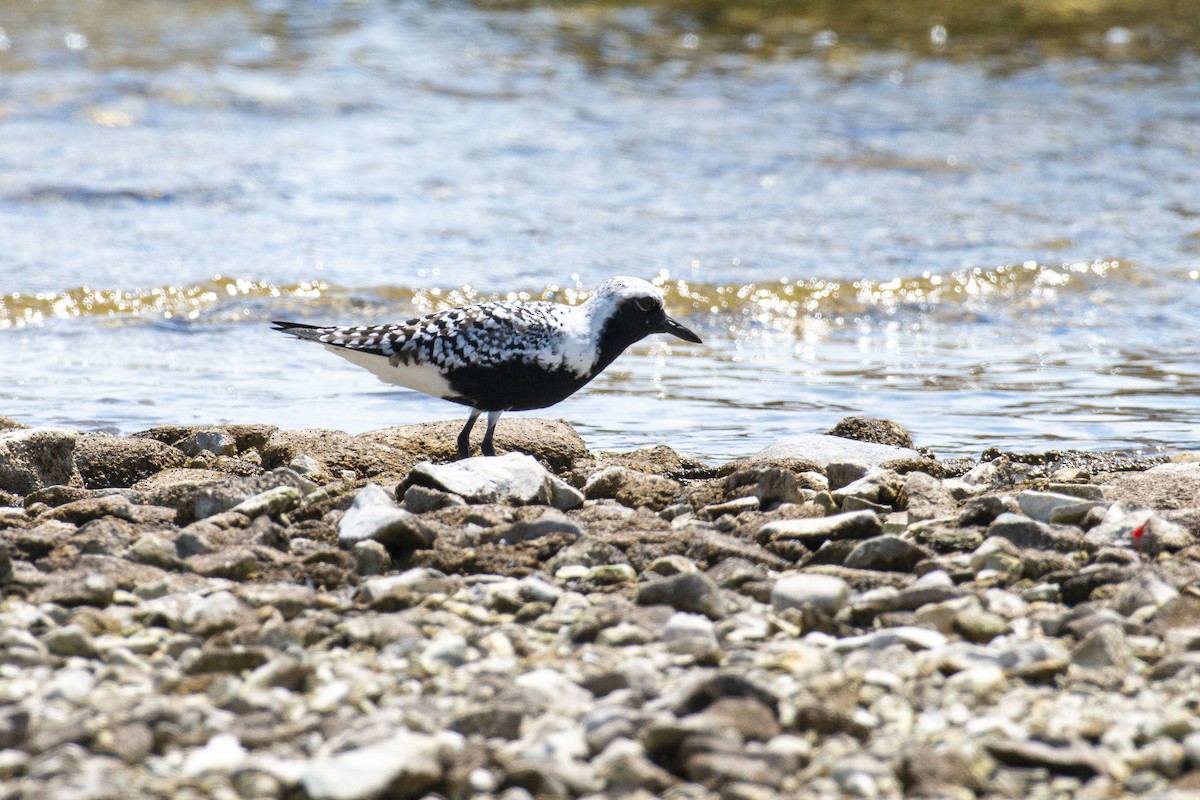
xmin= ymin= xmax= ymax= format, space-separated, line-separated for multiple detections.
xmin=176 ymin=468 xmax=315 ymax=523
xmin=637 ymin=572 xmax=727 ymax=619
xmin=0 ymin=427 xmax=79 ymax=495
xmin=404 ymin=453 xmax=583 ymax=509
xmin=753 ymin=434 xmax=919 ymax=467
xmin=338 ymin=483 xmax=433 ymax=551
xmin=1102 ymin=463 xmax=1200 ymax=509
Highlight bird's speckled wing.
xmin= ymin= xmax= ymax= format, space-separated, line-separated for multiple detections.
xmin=287 ymin=301 xmax=572 ymax=371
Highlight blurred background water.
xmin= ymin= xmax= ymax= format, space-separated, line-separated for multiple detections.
xmin=0 ymin=0 xmax=1198 ymax=461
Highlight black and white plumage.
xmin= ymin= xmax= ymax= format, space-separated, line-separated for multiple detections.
xmin=272 ymin=276 xmax=702 ymax=458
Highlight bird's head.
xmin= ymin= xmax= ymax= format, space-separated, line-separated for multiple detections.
xmin=586 ymin=276 xmax=703 ymax=346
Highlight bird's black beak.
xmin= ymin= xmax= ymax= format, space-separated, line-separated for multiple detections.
xmin=660 ymin=315 xmax=702 ymax=344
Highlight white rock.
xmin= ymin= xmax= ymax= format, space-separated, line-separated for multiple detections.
xmin=772 ymin=574 xmax=850 ymax=614
xmin=829 ymin=626 xmax=948 ymax=652
xmin=183 ymin=733 xmax=247 ymax=778
xmin=406 ymin=453 xmax=583 ymax=509
xmin=302 ymin=730 xmax=457 ymax=800
xmin=661 ymin=612 xmax=718 ymax=648
xmin=338 ymin=483 xmax=430 ymax=549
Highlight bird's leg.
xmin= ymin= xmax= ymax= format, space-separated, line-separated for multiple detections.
xmin=481 ymin=410 xmax=503 ymax=457
xmin=457 ymin=408 xmax=481 ymax=459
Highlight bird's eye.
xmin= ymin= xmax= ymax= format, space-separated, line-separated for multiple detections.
xmin=635 ymin=297 xmax=658 ymax=312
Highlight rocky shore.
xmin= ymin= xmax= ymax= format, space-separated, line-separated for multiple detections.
xmin=2 ymin=413 xmax=1200 ymax=800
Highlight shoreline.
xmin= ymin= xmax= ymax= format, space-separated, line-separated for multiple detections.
xmin=2 ymin=415 xmax=1199 ymax=798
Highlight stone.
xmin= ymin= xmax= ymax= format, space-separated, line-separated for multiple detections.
xmin=181 ymin=646 xmax=271 ymax=674
xmin=300 ymin=730 xmax=457 ymax=800
xmin=984 ymin=740 xmax=1108 ymax=780
xmin=186 ymin=548 xmax=258 ymax=580
xmin=184 ymin=590 xmax=257 ymax=635
xmin=0 ymin=427 xmax=79 ymax=494
xmin=969 ymin=537 xmax=1024 ymax=580
xmin=637 ymin=573 xmax=726 ymax=619
xmin=843 ymin=535 xmax=933 ymax=572
xmin=182 ymin=732 xmax=247 ymax=778
xmin=354 ymin=540 xmax=392 ymax=576
xmin=130 ymin=534 xmax=183 ymax=570
xmin=905 ymin=471 xmax=957 ymax=522
xmin=1114 ymin=571 xmax=1179 ymax=616
xmin=592 ymin=738 xmax=678 ymax=793
xmin=228 ymin=486 xmax=301 ymax=518
xmin=952 ymin=605 xmax=1010 ymax=644
xmin=41 ymin=624 xmax=99 ymax=658
xmin=1103 ymin=463 xmax=1200 ymax=509
xmin=832 ymin=469 xmax=905 ymax=509
xmin=546 ymin=535 xmax=625 ymax=572
xmin=1017 ymin=490 xmax=1096 ymax=523
xmin=74 ymin=433 xmax=187 ymax=489
xmin=754 ymin=434 xmax=919 ymax=466
xmin=987 ymin=512 xmax=1086 ymax=553
xmin=661 ymin=612 xmax=719 ymax=651
xmin=582 ymin=466 xmax=683 ymax=511
xmin=771 ymin=573 xmax=849 ymax=614
xmin=178 ymin=430 xmax=238 ymax=457
xmin=404 ymin=453 xmax=583 ymax=509
xmin=486 ymin=508 xmax=584 ymax=544
xmin=34 ymin=572 xmax=116 ymax=608
xmin=1070 ymin=625 xmax=1129 ymax=672
xmin=338 ymin=483 xmax=433 ymax=551
xmin=449 ymin=703 xmax=528 ymax=740
xmin=757 ymin=510 xmax=882 ymax=547
xmin=178 ymin=468 xmax=314 ymax=523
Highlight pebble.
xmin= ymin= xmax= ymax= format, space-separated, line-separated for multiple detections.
xmin=338 ymin=483 xmax=432 ymax=550
xmin=771 ymin=573 xmax=850 ymax=614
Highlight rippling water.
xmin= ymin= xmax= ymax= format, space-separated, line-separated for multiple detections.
xmin=1 ymin=0 xmax=1198 ymax=460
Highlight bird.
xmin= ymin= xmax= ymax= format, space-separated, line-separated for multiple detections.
xmin=272 ymin=276 xmax=702 ymax=459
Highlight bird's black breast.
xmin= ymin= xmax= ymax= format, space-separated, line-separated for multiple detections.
xmin=443 ymin=361 xmax=593 ymax=411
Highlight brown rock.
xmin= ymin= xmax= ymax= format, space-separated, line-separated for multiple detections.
xmin=826 ymin=416 xmax=914 ymax=449
xmin=74 ymin=434 xmax=187 ymax=489
xmin=0 ymin=427 xmax=80 ymax=495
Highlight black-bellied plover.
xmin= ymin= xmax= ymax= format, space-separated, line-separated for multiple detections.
xmin=272 ymin=276 xmax=702 ymax=458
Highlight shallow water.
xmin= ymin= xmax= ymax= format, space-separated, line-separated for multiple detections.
xmin=1 ymin=0 xmax=1198 ymax=461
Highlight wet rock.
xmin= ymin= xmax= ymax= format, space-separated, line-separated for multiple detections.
xmin=0 ymin=427 xmax=79 ymax=494
xmin=827 ymin=416 xmax=915 ymax=448
xmin=405 ymin=453 xmax=584 ymax=509
xmin=74 ymin=433 xmax=187 ymax=489
xmin=772 ymin=573 xmax=849 ymax=614
xmin=987 ymin=513 xmax=1086 ymax=554
xmin=338 ymin=483 xmax=433 ymax=551
xmin=637 ymin=573 xmax=727 ymax=619
xmin=843 ymin=534 xmax=933 ymax=572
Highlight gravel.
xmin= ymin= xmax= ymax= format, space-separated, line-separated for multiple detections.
xmin=1 ymin=416 xmax=1198 ymax=799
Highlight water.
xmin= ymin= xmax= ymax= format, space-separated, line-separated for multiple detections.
xmin=1 ymin=0 xmax=1198 ymax=462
